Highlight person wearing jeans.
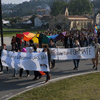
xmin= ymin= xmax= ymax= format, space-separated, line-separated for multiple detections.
xmin=73 ymin=59 xmax=80 ymax=70
xmin=73 ymin=40 xmax=80 ymax=70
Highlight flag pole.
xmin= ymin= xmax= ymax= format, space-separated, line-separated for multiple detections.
xmin=0 ymin=0 xmax=3 ymax=47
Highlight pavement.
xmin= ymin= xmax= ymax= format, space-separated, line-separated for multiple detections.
xmin=0 ymin=59 xmax=100 ymax=100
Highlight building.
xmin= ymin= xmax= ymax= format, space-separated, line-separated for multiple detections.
xmin=2 ymin=20 xmax=10 ymax=27
xmin=34 ymin=17 xmax=42 ymax=27
xmin=49 ymin=8 xmax=94 ymax=30
xmin=35 ymin=4 xmax=51 ymax=16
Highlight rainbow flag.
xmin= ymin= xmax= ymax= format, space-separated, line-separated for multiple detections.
xmin=23 ymin=32 xmax=36 ymax=41
xmin=95 ymin=25 xmax=98 ymax=30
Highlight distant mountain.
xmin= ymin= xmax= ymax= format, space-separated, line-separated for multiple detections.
xmin=2 ymin=0 xmax=55 ymax=18
xmin=2 ymin=4 xmax=18 ymax=11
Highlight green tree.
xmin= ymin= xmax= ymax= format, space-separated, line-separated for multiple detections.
xmin=51 ymin=1 xmax=68 ymax=16
xmin=69 ymin=0 xmax=93 ymax=15
xmin=10 ymin=18 xmax=17 ymax=25
xmin=16 ymin=17 xmax=23 ymax=22
xmin=29 ymin=14 xmax=36 ymax=25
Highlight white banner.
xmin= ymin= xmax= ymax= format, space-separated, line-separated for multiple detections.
xmin=37 ymin=47 xmax=95 ymax=60
xmin=58 ymin=47 xmax=95 ymax=60
xmin=26 ymin=47 xmax=33 ymax=53
xmin=1 ymin=50 xmax=50 ymax=72
xmin=37 ymin=48 xmax=58 ymax=60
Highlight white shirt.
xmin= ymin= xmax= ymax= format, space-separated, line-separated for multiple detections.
xmin=95 ymin=43 xmax=99 ymax=55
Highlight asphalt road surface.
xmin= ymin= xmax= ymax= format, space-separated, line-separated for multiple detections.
xmin=0 ymin=59 xmax=99 ymax=100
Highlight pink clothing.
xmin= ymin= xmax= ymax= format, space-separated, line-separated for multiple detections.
xmin=21 ymin=48 xmax=27 ymax=52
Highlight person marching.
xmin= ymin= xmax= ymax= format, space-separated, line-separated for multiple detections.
xmin=32 ymin=45 xmax=42 ymax=80
xmin=43 ymin=45 xmax=51 ymax=83
xmin=19 ymin=45 xmax=30 ymax=79
xmin=92 ymin=38 xmax=99 ymax=70
xmin=73 ymin=40 xmax=80 ymax=70
xmin=48 ymin=39 xmax=56 ymax=69
xmin=0 ymin=44 xmax=9 ymax=74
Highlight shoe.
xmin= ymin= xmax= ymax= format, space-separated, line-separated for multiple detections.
xmin=13 ymin=74 xmax=16 ymax=77
xmin=0 ymin=71 xmax=3 ymax=74
xmin=73 ymin=67 xmax=76 ymax=70
xmin=52 ymin=65 xmax=55 ymax=69
xmin=76 ymin=68 xmax=79 ymax=70
xmin=49 ymin=74 xmax=51 ymax=80
xmin=39 ymin=75 xmax=42 ymax=79
xmin=27 ymin=74 xmax=30 ymax=77
xmin=45 ymin=80 xmax=49 ymax=83
xmin=93 ymin=65 xmax=95 ymax=69
xmin=95 ymin=68 xmax=98 ymax=70
xmin=33 ymin=77 xmax=37 ymax=80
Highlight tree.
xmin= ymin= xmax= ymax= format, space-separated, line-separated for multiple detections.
xmin=51 ymin=1 xmax=68 ymax=16
xmin=10 ymin=18 xmax=17 ymax=25
xmin=92 ymin=0 xmax=100 ymax=8
xmin=69 ymin=0 xmax=93 ymax=15
xmin=29 ymin=14 xmax=36 ymax=25
xmin=16 ymin=17 xmax=23 ymax=22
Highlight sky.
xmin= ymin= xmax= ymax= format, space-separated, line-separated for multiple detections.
xmin=2 ymin=0 xmax=30 ymax=4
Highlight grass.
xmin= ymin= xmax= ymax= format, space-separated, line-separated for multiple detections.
xmin=1 ymin=28 xmax=46 ymax=37
xmin=9 ymin=72 xmax=100 ymax=100
xmin=3 ymin=28 xmax=25 ymax=31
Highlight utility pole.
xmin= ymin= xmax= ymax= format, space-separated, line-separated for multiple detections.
xmin=0 ymin=0 xmax=3 ymax=47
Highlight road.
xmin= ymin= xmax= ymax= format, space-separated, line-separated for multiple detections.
xmin=0 ymin=59 xmax=99 ymax=100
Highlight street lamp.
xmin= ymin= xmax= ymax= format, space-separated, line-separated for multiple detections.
xmin=0 ymin=0 xmax=3 ymax=47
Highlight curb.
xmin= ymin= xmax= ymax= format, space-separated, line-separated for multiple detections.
xmin=6 ymin=70 xmax=100 ymax=100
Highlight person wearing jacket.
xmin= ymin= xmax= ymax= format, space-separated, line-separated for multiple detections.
xmin=19 ymin=45 xmax=30 ymax=79
xmin=32 ymin=45 xmax=42 ymax=80
xmin=48 ymin=39 xmax=56 ymax=69
xmin=42 ymin=45 xmax=51 ymax=83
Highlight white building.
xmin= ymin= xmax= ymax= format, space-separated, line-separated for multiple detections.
xmin=2 ymin=20 xmax=10 ymax=26
xmin=34 ymin=17 xmax=42 ymax=27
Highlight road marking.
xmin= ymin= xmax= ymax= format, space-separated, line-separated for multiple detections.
xmin=26 ymin=81 xmax=45 ymax=89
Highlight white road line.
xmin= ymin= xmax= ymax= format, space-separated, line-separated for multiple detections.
xmin=6 ymin=70 xmax=100 ymax=100
xmin=26 ymin=81 xmax=45 ymax=89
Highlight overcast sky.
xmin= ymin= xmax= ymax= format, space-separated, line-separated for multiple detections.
xmin=2 ymin=0 xmax=30 ymax=4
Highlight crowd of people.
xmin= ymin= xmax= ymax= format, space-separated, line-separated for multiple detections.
xmin=0 ymin=28 xmax=100 ymax=83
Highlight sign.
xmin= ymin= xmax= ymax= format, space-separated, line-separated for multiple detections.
xmin=1 ymin=50 xmax=50 ymax=72
xmin=37 ymin=47 xmax=95 ymax=60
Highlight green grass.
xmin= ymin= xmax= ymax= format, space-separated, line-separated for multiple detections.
xmin=3 ymin=28 xmax=25 ymax=31
xmin=9 ymin=72 xmax=100 ymax=100
xmin=1 ymin=28 xmax=45 ymax=37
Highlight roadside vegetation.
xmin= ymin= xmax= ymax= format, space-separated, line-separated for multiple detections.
xmin=1 ymin=28 xmax=45 ymax=37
